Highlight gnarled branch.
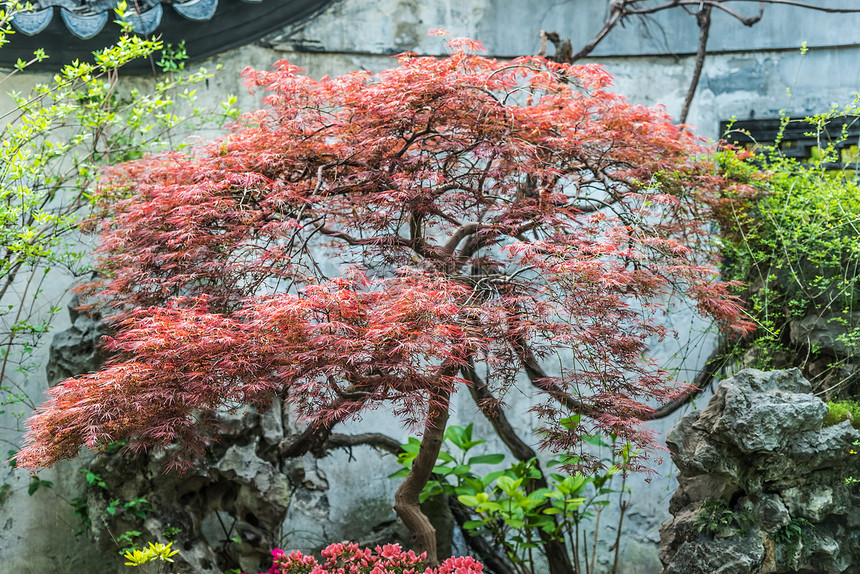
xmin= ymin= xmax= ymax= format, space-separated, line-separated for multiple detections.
xmin=542 ymin=0 xmax=860 ymax=124
xmin=325 ymin=432 xmax=403 ymax=456
xmin=643 ymin=344 xmax=730 ymax=420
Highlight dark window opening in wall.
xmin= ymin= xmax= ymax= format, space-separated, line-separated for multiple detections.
xmin=720 ymin=117 xmax=860 ymax=169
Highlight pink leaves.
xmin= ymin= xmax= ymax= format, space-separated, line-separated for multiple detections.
xmin=18 ymin=274 xmax=479 ymax=468
xmin=21 ymin=41 xmax=755 ymax=472
xmin=444 ymin=37 xmax=487 ymax=54
xmin=263 ymin=542 xmax=484 ymax=574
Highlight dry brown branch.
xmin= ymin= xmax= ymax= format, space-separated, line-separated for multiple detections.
xmin=679 ymin=4 xmax=712 ymax=124
xmin=542 ymin=0 xmax=860 ymax=123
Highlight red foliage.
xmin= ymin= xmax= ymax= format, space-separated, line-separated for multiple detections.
xmin=258 ymin=543 xmax=483 ymax=574
xmin=18 ymin=41 xmax=752 ymax=471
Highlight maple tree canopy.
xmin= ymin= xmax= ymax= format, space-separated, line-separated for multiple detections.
xmin=18 ymin=38 xmax=752 ymax=474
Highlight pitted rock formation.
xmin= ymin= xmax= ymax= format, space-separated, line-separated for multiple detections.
xmin=45 ymin=296 xmax=108 ymax=386
xmin=660 ymin=368 xmax=860 ymax=574
xmin=77 ymin=402 xmax=413 ymax=574
xmin=80 ymin=404 xmax=293 ymax=574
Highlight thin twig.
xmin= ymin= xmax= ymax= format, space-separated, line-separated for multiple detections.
xmin=679 ymin=5 xmax=712 ymax=125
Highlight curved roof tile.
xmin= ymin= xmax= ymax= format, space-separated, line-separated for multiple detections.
xmin=172 ymin=0 xmax=219 ymax=23
xmin=3 ymin=0 xmax=332 ymax=70
xmin=13 ymin=0 xmax=217 ymax=37
xmin=59 ymin=8 xmax=110 ymax=39
xmin=123 ymin=3 xmax=163 ymax=36
xmin=9 ymin=7 xmax=53 ymax=35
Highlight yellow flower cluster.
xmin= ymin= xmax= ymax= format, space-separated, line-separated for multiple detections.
xmin=123 ymin=542 xmax=179 ymax=567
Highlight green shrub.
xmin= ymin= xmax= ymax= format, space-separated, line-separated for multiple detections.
xmin=823 ymin=400 xmax=860 ymax=429
xmin=0 ymin=0 xmax=228 ymax=434
xmin=772 ymin=517 xmax=812 ymax=569
xmin=392 ymin=424 xmax=634 ymax=574
xmin=717 ymin=122 xmax=860 ymax=393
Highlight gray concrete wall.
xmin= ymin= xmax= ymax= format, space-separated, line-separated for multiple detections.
xmin=267 ymin=0 xmax=860 ymax=57
xmin=266 ymin=0 xmax=860 ymax=138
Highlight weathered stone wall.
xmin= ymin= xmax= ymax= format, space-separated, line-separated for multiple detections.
xmin=267 ymin=0 xmax=860 ymax=140
xmin=661 ymin=368 xmax=860 ymax=574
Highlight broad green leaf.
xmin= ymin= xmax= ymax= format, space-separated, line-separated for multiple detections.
xmin=459 ymin=440 xmax=487 ymax=452
xmin=467 ymin=453 xmax=505 ymax=465
xmin=436 ymin=451 xmax=456 ymax=464
xmin=444 ymin=425 xmax=467 ymax=447
xmin=496 ymin=476 xmax=522 ymax=494
xmin=462 ymin=477 xmax=484 ymax=494
xmin=387 ymin=468 xmax=410 ymax=479
xmin=396 ymin=452 xmax=416 ymax=467
xmin=559 ymin=414 xmax=582 ymax=430
xmin=477 ymin=501 xmax=504 ymax=512
xmin=450 ymin=464 xmax=471 ymax=476
xmin=401 ymin=437 xmax=422 ymax=453
xmin=504 ymin=517 xmax=525 ymax=529
xmin=482 ymin=470 xmax=506 ymax=488
xmin=527 ymin=487 xmax=552 ymax=501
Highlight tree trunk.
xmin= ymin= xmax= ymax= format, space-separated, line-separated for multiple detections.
xmin=394 ymin=387 xmax=451 ymax=565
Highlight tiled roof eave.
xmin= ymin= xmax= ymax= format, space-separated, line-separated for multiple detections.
xmin=11 ymin=0 xmax=237 ymax=39
xmin=1 ymin=0 xmax=332 ymax=71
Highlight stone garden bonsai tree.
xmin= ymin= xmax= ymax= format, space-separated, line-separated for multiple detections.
xmin=17 ymin=36 xmax=752 ymax=567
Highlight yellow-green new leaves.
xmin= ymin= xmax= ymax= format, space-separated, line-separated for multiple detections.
xmin=0 ymin=0 xmax=233 ymax=444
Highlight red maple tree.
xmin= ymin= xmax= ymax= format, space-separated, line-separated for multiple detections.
xmin=18 ymin=38 xmax=751 ymax=563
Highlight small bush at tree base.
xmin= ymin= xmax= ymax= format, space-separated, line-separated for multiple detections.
xmin=257 ymin=543 xmax=483 ymax=574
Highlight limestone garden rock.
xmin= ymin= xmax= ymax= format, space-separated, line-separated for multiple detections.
xmin=45 ymin=295 xmax=108 ymax=386
xmin=660 ymin=368 xmax=860 ymax=574
xmin=79 ymin=403 xmax=293 ymax=574
xmin=76 ymin=400 xmax=412 ymax=574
